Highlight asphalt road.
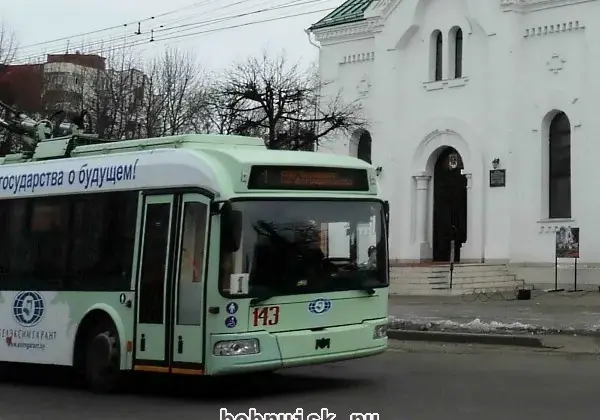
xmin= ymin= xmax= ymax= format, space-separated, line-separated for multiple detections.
xmin=2 ymin=341 xmax=600 ymax=420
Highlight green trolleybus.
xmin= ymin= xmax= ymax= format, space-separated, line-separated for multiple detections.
xmin=0 ymin=133 xmax=389 ymax=392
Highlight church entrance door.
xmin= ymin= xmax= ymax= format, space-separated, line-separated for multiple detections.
xmin=432 ymin=147 xmax=467 ymax=262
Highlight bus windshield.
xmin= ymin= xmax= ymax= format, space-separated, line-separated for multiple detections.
xmin=219 ymin=199 xmax=388 ymax=298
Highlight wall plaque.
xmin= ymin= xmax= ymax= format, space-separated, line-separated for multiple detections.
xmin=489 ymin=169 xmax=506 ymax=187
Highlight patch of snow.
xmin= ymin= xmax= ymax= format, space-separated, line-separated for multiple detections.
xmin=388 ymin=315 xmax=544 ymax=333
xmin=586 ymin=322 xmax=600 ymax=331
xmin=435 ymin=318 xmax=536 ymax=332
xmin=387 ymin=315 xmax=600 ymax=336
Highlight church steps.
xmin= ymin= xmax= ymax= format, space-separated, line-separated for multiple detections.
xmin=398 ymin=279 xmax=522 ymax=289
xmin=389 ymin=263 xmax=524 ymax=296
xmin=398 ymin=271 xmax=516 ymax=281
xmin=394 ymin=265 xmax=509 ymax=275
xmin=389 ymin=285 xmax=523 ymax=296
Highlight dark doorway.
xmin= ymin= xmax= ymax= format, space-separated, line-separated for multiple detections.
xmin=357 ymin=130 xmax=372 ymax=164
xmin=433 ymin=147 xmax=467 ymax=262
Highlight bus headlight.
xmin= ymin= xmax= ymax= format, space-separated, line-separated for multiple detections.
xmin=213 ymin=339 xmax=260 ymax=356
xmin=373 ymin=324 xmax=387 ymax=339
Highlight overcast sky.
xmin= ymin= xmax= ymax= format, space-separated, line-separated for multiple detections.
xmin=1 ymin=0 xmax=339 ymax=71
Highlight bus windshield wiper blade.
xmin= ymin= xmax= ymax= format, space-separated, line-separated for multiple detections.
xmin=250 ymin=293 xmax=276 ymax=305
xmin=356 ymin=279 xmax=376 ymax=295
xmin=360 ymin=286 xmax=376 ymax=295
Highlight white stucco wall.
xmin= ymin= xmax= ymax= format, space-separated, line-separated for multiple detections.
xmin=311 ymin=0 xmax=600 ymax=282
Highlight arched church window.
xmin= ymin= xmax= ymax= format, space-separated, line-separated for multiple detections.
xmin=430 ymin=30 xmax=443 ymax=81
xmin=450 ymin=27 xmax=463 ymax=78
xmin=549 ymin=111 xmax=571 ymax=219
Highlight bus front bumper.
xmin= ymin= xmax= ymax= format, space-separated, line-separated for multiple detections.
xmin=206 ymin=318 xmax=388 ymax=375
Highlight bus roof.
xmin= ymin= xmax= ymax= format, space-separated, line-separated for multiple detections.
xmin=69 ymin=133 xmax=371 ymax=169
xmin=214 ymin=147 xmax=372 ymax=168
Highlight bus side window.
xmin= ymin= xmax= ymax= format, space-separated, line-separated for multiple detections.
xmin=69 ymin=192 xmax=138 ymax=291
xmin=0 ymin=192 xmax=138 ymax=292
xmin=1 ymin=199 xmax=37 ymax=289
xmin=28 ymin=199 xmax=69 ymax=289
xmin=0 ymin=200 xmax=11 ymax=286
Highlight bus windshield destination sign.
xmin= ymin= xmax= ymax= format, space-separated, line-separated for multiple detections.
xmin=248 ymin=166 xmax=370 ymax=191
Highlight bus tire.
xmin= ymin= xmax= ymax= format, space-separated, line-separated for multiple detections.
xmin=0 ymin=362 xmax=9 ymax=381
xmin=84 ymin=321 xmax=121 ymax=393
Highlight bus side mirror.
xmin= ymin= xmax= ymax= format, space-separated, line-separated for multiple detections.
xmin=221 ymin=202 xmax=242 ymax=252
xmin=383 ymin=200 xmax=390 ymax=233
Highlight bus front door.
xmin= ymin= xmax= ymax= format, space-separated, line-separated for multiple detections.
xmin=133 ymin=193 xmax=210 ymax=375
xmin=169 ymin=193 xmax=210 ymax=374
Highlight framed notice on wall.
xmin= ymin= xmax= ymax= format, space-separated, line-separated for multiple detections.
xmin=555 ymin=226 xmax=579 ymax=258
xmin=489 ymin=169 xmax=506 ymax=187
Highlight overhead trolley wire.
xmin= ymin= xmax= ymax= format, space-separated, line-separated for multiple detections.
xmin=60 ymin=7 xmax=331 ymax=59
xmin=90 ymin=7 xmax=333 ymax=57
xmin=13 ymin=0 xmax=333 ymax=64
xmin=17 ymin=0 xmax=218 ymax=51
xmin=14 ymin=0 xmax=329 ymax=62
xmin=16 ymin=0 xmax=322 ymax=59
xmin=154 ymin=0 xmax=306 ymax=28
xmin=152 ymin=0 xmax=317 ymax=36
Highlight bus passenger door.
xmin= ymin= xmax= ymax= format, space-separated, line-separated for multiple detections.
xmin=170 ymin=193 xmax=211 ymax=374
xmin=134 ymin=194 xmax=175 ymax=372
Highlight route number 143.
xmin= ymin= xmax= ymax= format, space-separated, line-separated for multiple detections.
xmin=252 ymin=306 xmax=280 ymax=327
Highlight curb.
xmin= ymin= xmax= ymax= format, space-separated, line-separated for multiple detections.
xmin=388 ymin=329 xmax=546 ymax=348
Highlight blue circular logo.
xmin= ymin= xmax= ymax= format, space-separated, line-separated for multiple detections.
xmin=308 ymin=298 xmax=332 ymax=314
xmin=226 ymin=302 xmax=238 ymax=315
xmin=225 ymin=316 xmax=237 ymax=328
xmin=13 ymin=291 xmax=45 ymax=327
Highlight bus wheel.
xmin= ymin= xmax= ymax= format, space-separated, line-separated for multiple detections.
xmin=84 ymin=322 xmax=121 ymax=393
xmin=0 ymin=362 xmax=10 ymax=381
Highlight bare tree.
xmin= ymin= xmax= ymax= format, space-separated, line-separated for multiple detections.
xmin=158 ymin=48 xmax=202 ymax=136
xmin=0 ymin=21 xmax=17 ymax=66
xmin=78 ymin=47 xmax=204 ymax=140
xmin=138 ymin=57 xmax=165 ymax=138
xmin=0 ymin=21 xmax=18 ymax=155
xmin=185 ymin=86 xmax=212 ymax=134
xmin=217 ymin=51 xmax=365 ymax=150
xmin=199 ymin=82 xmax=258 ymax=135
xmin=84 ymin=46 xmax=145 ymax=139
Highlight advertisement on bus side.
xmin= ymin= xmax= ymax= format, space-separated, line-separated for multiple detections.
xmin=0 ymin=291 xmax=75 ymax=365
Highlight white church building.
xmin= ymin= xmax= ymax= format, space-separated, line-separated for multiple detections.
xmin=308 ymin=0 xmax=599 ymax=291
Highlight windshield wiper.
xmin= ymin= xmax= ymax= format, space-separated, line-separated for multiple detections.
xmin=250 ymin=294 xmax=275 ymax=305
xmin=356 ymin=278 xmax=376 ymax=296
xmin=360 ymin=286 xmax=376 ymax=296
xmin=250 ymin=295 xmax=274 ymax=306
